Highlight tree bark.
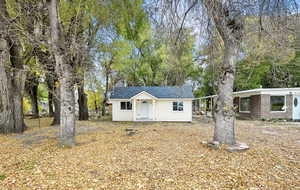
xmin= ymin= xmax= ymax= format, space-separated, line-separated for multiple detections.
xmin=203 ymin=0 xmax=244 ymax=145
xmin=26 ymin=73 xmax=39 ymax=118
xmin=29 ymin=84 xmax=39 ymax=118
xmin=0 ymin=0 xmax=26 ymax=134
xmin=46 ymin=70 xmax=59 ymax=121
xmin=60 ymin=64 xmax=76 ymax=146
xmin=47 ymin=0 xmax=75 ymax=146
xmin=48 ymin=89 xmax=54 ymax=117
xmin=213 ymin=41 xmax=237 ymax=145
xmin=78 ymin=80 xmax=89 ymax=120
xmin=0 ymin=37 xmax=14 ymax=133
xmin=51 ymin=84 xmax=60 ymax=125
xmin=45 ymin=56 xmax=57 ymax=119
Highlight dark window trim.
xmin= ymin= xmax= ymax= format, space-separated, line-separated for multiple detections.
xmin=120 ymin=101 xmax=132 ymax=110
xmin=173 ymin=101 xmax=184 ymax=111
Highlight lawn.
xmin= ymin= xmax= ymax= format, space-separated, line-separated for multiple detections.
xmin=0 ymin=118 xmax=299 ymax=190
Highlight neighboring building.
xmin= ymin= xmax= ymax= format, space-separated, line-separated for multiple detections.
xmin=196 ymin=88 xmax=300 ymax=120
xmin=234 ymin=88 xmax=300 ymax=120
xmin=109 ymin=86 xmax=194 ymax=122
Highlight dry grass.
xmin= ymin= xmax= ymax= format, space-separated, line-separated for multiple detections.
xmin=0 ymin=117 xmax=299 ymax=190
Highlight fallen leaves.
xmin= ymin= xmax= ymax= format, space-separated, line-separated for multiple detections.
xmin=0 ymin=118 xmax=299 ymax=189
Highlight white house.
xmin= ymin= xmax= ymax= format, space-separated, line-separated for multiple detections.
xmin=109 ymin=86 xmax=194 ymax=122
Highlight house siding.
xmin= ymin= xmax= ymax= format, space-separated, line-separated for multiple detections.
xmin=235 ymin=94 xmax=293 ymax=120
xmin=250 ymin=95 xmax=261 ymax=119
xmin=112 ymin=101 xmax=133 ymax=121
xmin=155 ymin=100 xmax=192 ymax=122
xmin=233 ymin=95 xmax=260 ymax=119
xmin=111 ymin=99 xmax=192 ymax=122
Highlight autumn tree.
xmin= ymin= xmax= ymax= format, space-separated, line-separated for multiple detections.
xmin=158 ymin=0 xmax=299 ymax=145
xmin=47 ymin=0 xmax=76 ymax=146
xmin=0 ymin=0 xmax=27 ymax=133
xmin=203 ymin=0 xmax=298 ymax=145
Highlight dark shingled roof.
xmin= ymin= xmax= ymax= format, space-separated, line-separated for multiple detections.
xmin=110 ymin=86 xmax=194 ymax=99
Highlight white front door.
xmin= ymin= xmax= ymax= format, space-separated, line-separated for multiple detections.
xmin=293 ymin=96 xmax=300 ymax=120
xmin=140 ymin=101 xmax=149 ymax=118
xmin=138 ymin=101 xmax=149 ymax=119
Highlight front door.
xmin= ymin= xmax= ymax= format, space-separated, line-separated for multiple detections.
xmin=293 ymin=96 xmax=300 ymax=120
xmin=138 ymin=101 xmax=149 ymax=119
xmin=136 ymin=100 xmax=149 ymax=120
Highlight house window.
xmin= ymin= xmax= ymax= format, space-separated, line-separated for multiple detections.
xmin=173 ymin=101 xmax=183 ymax=111
xmin=120 ymin=101 xmax=132 ymax=110
xmin=239 ymin=97 xmax=250 ymax=112
xmin=270 ymin=96 xmax=285 ymax=112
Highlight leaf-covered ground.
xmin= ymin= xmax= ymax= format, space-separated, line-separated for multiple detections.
xmin=0 ymin=117 xmax=299 ymax=190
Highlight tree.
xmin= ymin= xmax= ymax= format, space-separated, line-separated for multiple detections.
xmin=287 ymin=19 xmax=300 ymax=87
xmin=203 ymin=0 xmax=298 ymax=144
xmin=0 ymin=0 xmax=27 ymax=133
xmin=25 ymin=71 xmax=40 ymax=118
xmin=158 ymin=0 xmax=298 ymax=145
xmin=47 ymin=0 xmax=76 ymax=146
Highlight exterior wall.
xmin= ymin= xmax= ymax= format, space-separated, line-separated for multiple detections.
xmin=235 ymin=95 xmax=261 ymax=119
xmin=111 ymin=99 xmax=192 ymax=122
xmin=234 ymin=96 xmax=252 ymax=119
xmin=155 ymin=100 xmax=192 ymax=122
xmin=250 ymin=95 xmax=261 ymax=119
xmin=112 ymin=100 xmax=133 ymax=121
xmin=260 ymin=94 xmax=293 ymax=120
xmin=235 ymin=94 xmax=293 ymax=120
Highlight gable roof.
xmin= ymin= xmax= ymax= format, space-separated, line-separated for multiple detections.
xmin=130 ymin=91 xmax=158 ymax=99
xmin=110 ymin=86 xmax=194 ymax=99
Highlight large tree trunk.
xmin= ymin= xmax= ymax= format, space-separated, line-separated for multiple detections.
xmin=0 ymin=37 xmax=14 ymax=133
xmin=26 ymin=74 xmax=39 ymax=118
xmin=0 ymin=0 xmax=26 ymax=134
xmin=204 ymin=0 xmax=244 ymax=145
xmin=29 ymin=84 xmax=39 ymax=118
xmin=48 ymin=0 xmax=75 ymax=146
xmin=78 ymin=80 xmax=89 ymax=120
xmin=213 ymin=41 xmax=238 ymax=145
xmin=60 ymin=64 xmax=75 ymax=146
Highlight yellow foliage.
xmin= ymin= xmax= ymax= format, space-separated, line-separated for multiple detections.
xmin=23 ymin=97 xmax=32 ymax=114
xmin=86 ymin=90 xmax=103 ymax=111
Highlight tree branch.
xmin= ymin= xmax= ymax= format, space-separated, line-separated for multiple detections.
xmin=174 ymin=0 xmax=197 ymax=45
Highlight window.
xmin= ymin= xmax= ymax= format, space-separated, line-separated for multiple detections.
xmin=173 ymin=101 xmax=183 ymax=111
xmin=294 ymin=98 xmax=298 ymax=107
xmin=120 ymin=101 xmax=132 ymax=110
xmin=270 ymin=96 xmax=285 ymax=112
xmin=239 ymin=97 xmax=250 ymax=112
